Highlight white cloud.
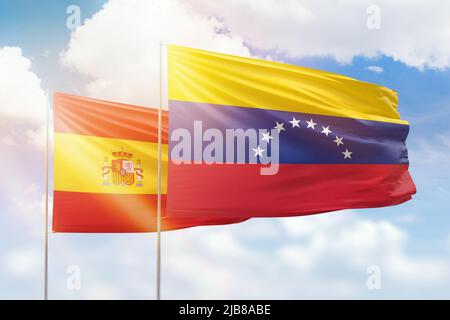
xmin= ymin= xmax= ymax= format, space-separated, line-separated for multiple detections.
xmin=12 ymin=184 xmax=45 ymax=217
xmin=42 ymin=49 xmax=51 ymax=59
xmin=279 ymin=214 xmax=449 ymax=285
xmin=3 ymin=247 xmax=41 ymax=279
xmin=0 ymin=134 xmax=17 ymax=146
xmin=161 ymin=214 xmax=450 ymax=299
xmin=10 ymin=184 xmax=46 ymax=238
xmin=367 ymin=65 xmax=384 ymax=73
xmin=0 ymin=46 xmax=52 ymax=299
xmin=85 ymin=284 xmax=123 ymax=300
xmin=0 ymin=47 xmax=47 ymax=123
xmin=0 ymin=44 xmax=49 ymax=239
xmin=59 ymin=0 xmax=450 ymax=108
xmin=411 ymin=133 xmax=450 ymax=165
xmin=395 ymin=214 xmax=417 ymax=224
xmin=26 ymin=125 xmax=47 ymax=149
xmin=60 ymin=0 xmax=252 ymax=106
xmin=190 ymin=0 xmax=450 ymax=70
xmin=11 ymin=214 xmax=446 ymax=300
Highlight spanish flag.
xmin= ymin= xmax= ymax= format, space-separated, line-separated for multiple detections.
xmin=53 ymin=93 xmax=247 ymax=232
xmin=167 ymin=46 xmax=416 ymax=220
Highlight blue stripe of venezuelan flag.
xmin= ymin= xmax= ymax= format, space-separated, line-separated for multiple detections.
xmin=169 ymin=100 xmax=409 ymax=164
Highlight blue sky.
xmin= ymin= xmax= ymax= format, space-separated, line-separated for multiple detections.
xmin=1 ymin=0 xmax=450 ymax=299
xmin=0 ymin=0 xmax=104 ymax=90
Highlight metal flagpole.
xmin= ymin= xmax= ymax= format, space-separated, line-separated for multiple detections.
xmin=44 ymin=91 xmax=50 ymax=300
xmin=156 ymin=41 xmax=163 ymax=300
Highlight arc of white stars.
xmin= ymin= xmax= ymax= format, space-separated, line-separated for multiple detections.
xmin=333 ymin=136 xmax=344 ymax=146
xmin=306 ymin=118 xmax=317 ymax=129
xmin=266 ymin=116 xmax=355 ymax=160
xmin=321 ymin=126 xmax=332 ymax=136
xmin=342 ymin=149 xmax=352 ymax=159
xmin=274 ymin=121 xmax=285 ymax=133
xmin=289 ymin=117 xmax=300 ymax=128
xmin=253 ymin=145 xmax=265 ymax=157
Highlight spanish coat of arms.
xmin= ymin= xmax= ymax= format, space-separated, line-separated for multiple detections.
xmin=102 ymin=150 xmax=143 ymax=186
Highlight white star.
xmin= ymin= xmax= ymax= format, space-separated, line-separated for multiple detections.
xmin=253 ymin=145 xmax=265 ymax=157
xmin=274 ymin=121 xmax=285 ymax=133
xmin=261 ymin=131 xmax=273 ymax=142
xmin=306 ymin=119 xmax=317 ymax=129
xmin=342 ymin=149 xmax=352 ymax=159
xmin=333 ymin=136 xmax=344 ymax=146
xmin=289 ymin=117 xmax=300 ymax=128
xmin=321 ymin=126 xmax=332 ymax=136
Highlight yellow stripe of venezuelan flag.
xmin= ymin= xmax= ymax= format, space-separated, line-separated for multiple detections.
xmin=54 ymin=132 xmax=168 ymax=194
xmin=168 ymin=45 xmax=407 ymax=125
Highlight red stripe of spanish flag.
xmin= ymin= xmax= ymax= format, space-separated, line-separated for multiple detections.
xmin=54 ymin=92 xmax=168 ymax=143
xmin=53 ymin=93 xmax=248 ymax=232
xmin=53 ymin=192 xmax=247 ymax=232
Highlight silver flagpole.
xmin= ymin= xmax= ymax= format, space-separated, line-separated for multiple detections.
xmin=156 ymin=41 xmax=163 ymax=300
xmin=44 ymin=91 xmax=50 ymax=300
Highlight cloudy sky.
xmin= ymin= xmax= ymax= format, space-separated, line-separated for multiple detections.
xmin=1 ymin=0 xmax=450 ymax=299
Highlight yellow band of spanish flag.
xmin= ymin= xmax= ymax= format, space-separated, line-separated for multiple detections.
xmin=168 ymin=45 xmax=406 ymax=124
xmin=54 ymin=132 xmax=168 ymax=195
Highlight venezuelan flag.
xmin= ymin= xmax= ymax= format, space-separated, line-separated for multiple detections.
xmin=167 ymin=46 xmax=416 ymax=219
xmin=53 ymin=93 xmax=246 ymax=232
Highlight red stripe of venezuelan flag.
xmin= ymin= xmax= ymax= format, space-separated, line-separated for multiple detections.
xmin=53 ymin=93 xmax=246 ymax=232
